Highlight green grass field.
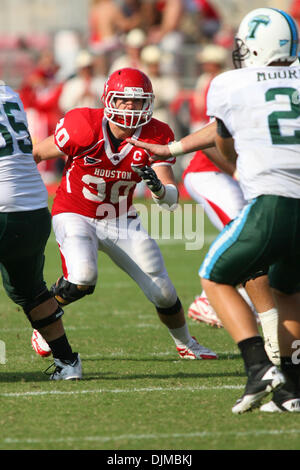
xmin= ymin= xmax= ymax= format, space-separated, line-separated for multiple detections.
xmin=0 ymin=198 xmax=300 ymax=452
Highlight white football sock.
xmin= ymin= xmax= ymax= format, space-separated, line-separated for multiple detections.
xmin=168 ymin=323 xmax=191 ymax=347
xmin=259 ymin=308 xmax=280 ymax=365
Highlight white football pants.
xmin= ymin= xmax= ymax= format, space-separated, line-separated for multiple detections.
xmin=52 ymin=212 xmax=178 ymax=308
xmin=184 ymin=172 xmax=246 ymax=231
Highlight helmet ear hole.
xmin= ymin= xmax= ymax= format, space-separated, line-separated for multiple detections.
xmin=253 ymin=51 xmax=258 ymax=56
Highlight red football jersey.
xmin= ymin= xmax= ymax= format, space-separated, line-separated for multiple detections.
xmin=182 ymin=149 xmax=221 ymax=180
xmin=52 ymin=108 xmax=175 ymax=218
xmin=183 ymin=76 xmax=220 ymax=179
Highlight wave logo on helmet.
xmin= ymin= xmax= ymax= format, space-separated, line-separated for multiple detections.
xmin=246 ymin=15 xmax=270 ymax=39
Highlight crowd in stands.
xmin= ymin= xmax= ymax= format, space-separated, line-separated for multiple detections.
xmin=0 ymin=0 xmax=293 ymax=186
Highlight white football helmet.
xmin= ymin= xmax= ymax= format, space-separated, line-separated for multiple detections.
xmin=232 ymin=8 xmax=299 ymax=68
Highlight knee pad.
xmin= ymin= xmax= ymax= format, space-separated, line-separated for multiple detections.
xmin=156 ymin=297 xmax=182 ymax=315
xmin=51 ymin=276 xmax=95 ymax=305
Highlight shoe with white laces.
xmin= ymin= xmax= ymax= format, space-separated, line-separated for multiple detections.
xmin=188 ymin=296 xmax=223 ymax=328
xmin=31 ymin=329 xmax=52 ymax=357
xmin=47 ymin=353 xmax=82 ymax=380
xmin=260 ymin=383 xmax=300 ymax=412
xmin=176 ymin=336 xmax=218 ymax=360
xmin=232 ymin=363 xmax=285 ymax=414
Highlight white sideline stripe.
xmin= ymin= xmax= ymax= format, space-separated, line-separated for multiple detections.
xmin=3 ymin=429 xmax=300 ymax=445
xmin=0 ymin=384 xmax=243 ymax=398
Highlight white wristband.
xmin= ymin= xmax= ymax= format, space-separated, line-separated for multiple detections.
xmin=168 ymin=140 xmax=184 ymax=157
xmin=152 ymin=184 xmax=178 ymax=211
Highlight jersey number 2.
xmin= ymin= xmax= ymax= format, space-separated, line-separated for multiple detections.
xmin=266 ymin=87 xmax=300 ymax=145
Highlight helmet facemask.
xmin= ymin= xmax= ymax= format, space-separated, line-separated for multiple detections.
xmin=232 ymin=38 xmax=251 ymax=69
xmin=104 ymin=88 xmax=154 ymax=129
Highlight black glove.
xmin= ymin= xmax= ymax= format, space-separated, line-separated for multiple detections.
xmin=131 ymin=165 xmax=163 ymax=194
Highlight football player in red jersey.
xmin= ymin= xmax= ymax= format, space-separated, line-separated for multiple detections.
xmin=32 ymin=68 xmax=217 ymax=361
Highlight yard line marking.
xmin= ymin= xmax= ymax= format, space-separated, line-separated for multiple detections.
xmin=3 ymin=428 xmax=300 ymax=445
xmin=0 ymin=324 xmax=161 ymax=333
xmin=0 ymin=325 xmax=96 ymax=333
xmin=0 ymin=384 xmax=244 ymax=398
xmin=6 ymin=350 xmax=238 ymax=361
xmin=2 ymin=318 xmax=229 ymax=332
xmin=82 ymin=350 xmax=237 ymax=359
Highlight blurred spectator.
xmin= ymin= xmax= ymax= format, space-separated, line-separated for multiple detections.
xmin=118 ymin=0 xmax=142 ymax=21
xmin=19 ymin=63 xmax=63 ymax=184
xmin=109 ymin=28 xmax=147 ymax=74
xmin=290 ymin=0 xmax=300 ymax=31
xmin=141 ymin=0 xmax=184 ymax=49
xmin=53 ymin=30 xmax=81 ymax=81
xmin=168 ymin=43 xmax=228 ymax=160
xmin=134 ymin=44 xmax=182 ymax=197
xmin=59 ymin=50 xmax=106 ymax=113
xmin=140 ymin=45 xmax=180 ymax=126
xmin=139 ymin=0 xmax=185 ymax=73
xmin=0 ymin=35 xmax=36 ymax=89
xmin=143 ymin=0 xmax=186 ymax=75
xmin=35 ymin=49 xmax=60 ymax=81
xmin=182 ymin=0 xmax=221 ymax=43
xmin=19 ymin=65 xmax=63 ymax=140
xmin=190 ymin=0 xmax=221 ymax=40
xmin=93 ymin=52 xmax=110 ymax=77
xmin=213 ymin=23 xmax=235 ymax=50
xmin=189 ymin=44 xmax=228 ymax=132
xmin=88 ymin=0 xmax=141 ymax=54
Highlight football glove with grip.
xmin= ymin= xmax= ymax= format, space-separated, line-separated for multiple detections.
xmin=131 ymin=164 xmax=164 ymax=196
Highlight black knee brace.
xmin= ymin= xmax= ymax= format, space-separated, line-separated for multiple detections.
xmin=30 ymin=306 xmax=64 ymax=330
xmin=23 ymin=288 xmax=64 ymax=329
xmin=51 ymin=276 xmax=95 ymax=305
xmin=156 ymin=297 xmax=182 ymax=315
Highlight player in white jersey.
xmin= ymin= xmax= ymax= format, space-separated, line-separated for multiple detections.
xmin=0 ymin=83 xmax=81 ymax=380
xmin=128 ymin=8 xmax=300 ymax=413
